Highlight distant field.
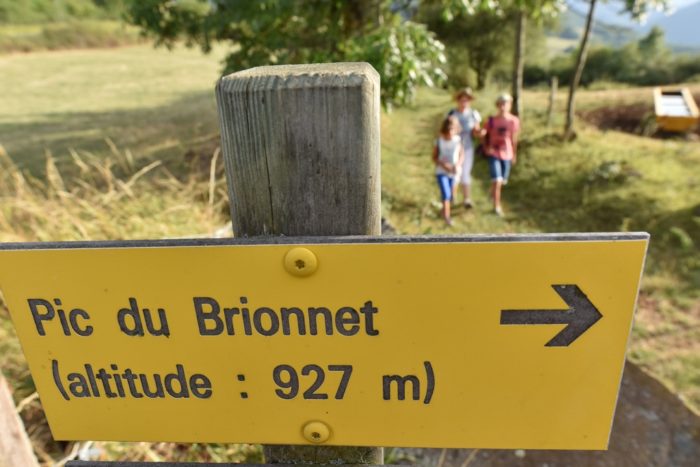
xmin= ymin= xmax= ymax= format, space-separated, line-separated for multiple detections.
xmin=0 ymin=20 xmax=140 ymax=54
xmin=0 ymin=44 xmax=228 ymax=171
xmin=545 ymin=35 xmax=577 ymax=57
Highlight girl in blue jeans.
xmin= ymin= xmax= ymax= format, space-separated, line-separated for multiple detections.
xmin=483 ymin=94 xmax=520 ymax=216
xmin=432 ymin=116 xmax=464 ymax=226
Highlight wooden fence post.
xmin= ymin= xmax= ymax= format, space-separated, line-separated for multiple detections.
xmin=216 ymin=63 xmax=383 ymax=464
xmin=0 ymin=374 xmax=40 ymax=467
xmin=547 ymin=76 xmax=558 ymax=126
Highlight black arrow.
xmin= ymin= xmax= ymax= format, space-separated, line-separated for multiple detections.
xmin=500 ymin=284 xmax=602 ymax=347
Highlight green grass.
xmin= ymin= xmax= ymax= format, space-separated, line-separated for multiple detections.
xmin=0 ymin=20 xmax=140 ymax=53
xmin=0 ymin=44 xmax=228 ymax=173
xmin=0 ymin=147 xmax=238 ymax=462
xmin=383 ymin=86 xmax=699 ymax=414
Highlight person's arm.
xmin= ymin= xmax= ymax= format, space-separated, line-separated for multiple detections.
xmin=457 ymin=144 xmax=465 ymax=169
xmin=472 ymin=111 xmax=483 ymax=137
xmin=478 ymin=117 xmax=491 ymax=154
xmin=471 ymin=122 xmax=482 ymax=137
xmin=433 ymin=141 xmax=453 ymax=172
xmin=433 ymin=144 xmax=448 ymax=171
xmin=511 ymin=118 xmax=520 ymax=164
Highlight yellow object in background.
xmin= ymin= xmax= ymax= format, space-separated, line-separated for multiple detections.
xmin=654 ymin=87 xmax=700 ymax=133
xmin=0 ymin=234 xmax=648 ymax=449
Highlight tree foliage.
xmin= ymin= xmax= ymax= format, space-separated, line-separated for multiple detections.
xmin=0 ymin=0 xmax=123 ymax=23
xmin=126 ymin=0 xmax=449 ymax=107
xmin=428 ymin=0 xmax=563 ymax=117
xmin=432 ymin=0 xmax=562 ymax=20
xmin=563 ymin=0 xmax=669 ymax=139
xmin=543 ymin=27 xmax=698 ymax=87
xmin=420 ymin=5 xmax=514 ymax=89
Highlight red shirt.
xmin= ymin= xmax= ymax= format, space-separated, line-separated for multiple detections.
xmin=487 ymin=114 xmax=520 ymax=161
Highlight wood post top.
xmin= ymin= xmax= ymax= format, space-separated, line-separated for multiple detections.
xmin=218 ymin=62 xmax=379 ymax=90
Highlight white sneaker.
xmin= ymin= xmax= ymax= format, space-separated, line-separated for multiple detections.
xmin=494 ymin=206 xmax=504 ymax=216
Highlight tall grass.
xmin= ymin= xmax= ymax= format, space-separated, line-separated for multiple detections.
xmin=0 ymin=142 xmax=228 ymax=242
xmin=0 ymin=143 xmax=267 ymax=465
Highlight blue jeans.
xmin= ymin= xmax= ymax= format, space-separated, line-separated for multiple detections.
xmin=487 ymin=157 xmax=511 ymax=182
xmin=436 ymin=174 xmax=455 ymax=201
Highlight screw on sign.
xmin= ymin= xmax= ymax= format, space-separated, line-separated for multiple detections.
xmin=284 ymin=247 xmax=318 ymax=278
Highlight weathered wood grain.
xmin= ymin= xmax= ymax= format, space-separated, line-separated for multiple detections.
xmin=216 ymin=63 xmax=381 ymax=237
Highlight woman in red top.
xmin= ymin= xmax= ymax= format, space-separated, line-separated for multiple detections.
xmin=482 ymin=94 xmax=520 ymax=216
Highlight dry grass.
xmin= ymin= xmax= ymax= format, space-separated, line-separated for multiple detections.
xmin=0 ymin=143 xmax=268 ymax=465
xmin=0 ymin=143 xmax=228 ymax=243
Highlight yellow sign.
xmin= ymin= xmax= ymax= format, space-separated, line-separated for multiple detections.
xmin=0 ymin=234 xmax=648 ymax=449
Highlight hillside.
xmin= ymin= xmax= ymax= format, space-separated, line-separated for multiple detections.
xmin=564 ymin=0 xmax=700 ymax=50
xmin=553 ymin=2 xmax=638 ymax=47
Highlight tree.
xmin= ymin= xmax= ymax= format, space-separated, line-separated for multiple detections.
xmin=563 ymin=0 xmax=598 ymax=141
xmin=510 ymin=1 xmax=564 ymax=117
xmin=512 ymin=8 xmax=526 ymax=116
xmin=419 ymin=6 xmax=513 ymax=90
xmin=563 ymin=0 xmax=668 ymax=140
xmin=125 ymin=0 xmax=448 ymax=108
xmin=425 ymin=0 xmax=562 ymax=117
xmin=638 ymin=26 xmax=666 ymax=59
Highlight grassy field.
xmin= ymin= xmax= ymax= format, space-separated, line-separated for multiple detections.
xmin=0 ymin=44 xmax=228 ymax=173
xmin=383 ymin=85 xmax=700 ymax=410
xmin=0 ymin=20 xmax=140 ymax=54
xmin=0 ymin=45 xmax=698 ymax=463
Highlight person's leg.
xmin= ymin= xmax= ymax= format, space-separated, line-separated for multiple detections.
xmin=436 ymin=174 xmax=453 ymax=224
xmin=446 ymin=176 xmax=455 ymax=224
xmin=462 ymin=183 xmax=471 ymax=206
xmin=443 ymin=200 xmax=451 ymax=224
xmin=502 ymin=159 xmax=512 ymax=186
xmin=487 ymin=157 xmax=504 ymax=215
xmin=494 ymin=159 xmax=510 ymax=215
xmin=493 ymin=180 xmax=503 ymax=215
xmin=461 ymin=146 xmax=474 ymax=207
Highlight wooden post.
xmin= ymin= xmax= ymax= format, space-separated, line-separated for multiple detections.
xmin=216 ymin=63 xmax=383 ymax=464
xmin=547 ymin=76 xmax=558 ymax=126
xmin=0 ymin=374 xmax=40 ymax=467
xmin=216 ymin=62 xmax=381 ymax=238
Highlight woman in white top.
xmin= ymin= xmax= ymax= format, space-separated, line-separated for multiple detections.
xmin=432 ymin=116 xmax=464 ymax=226
xmin=447 ymin=87 xmax=482 ymax=208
